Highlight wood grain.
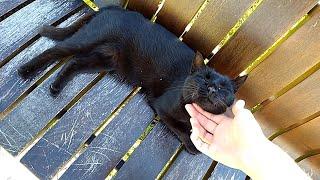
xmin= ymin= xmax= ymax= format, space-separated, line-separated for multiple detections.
xmin=0 ymin=66 xmax=96 ymax=155
xmin=273 ymin=116 xmax=320 ymax=159
xmin=20 ymin=76 xmax=132 ymax=179
xmin=114 ymin=122 xmax=180 ymax=179
xmin=127 ymin=0 xmax=159 ymax=19
xmin=0 ymin=0 xmax=82 ymax=64
xmin=155 ymin=0 xmax=204 ymax=36
xmin=0 ymin=0 xmax=29 ymax=18
xmin=254 ymin=69 xmax=320 ymax=137
xmin=209 ymin=163 xmax=246 ymax=180
xmin=60 ymin=94 xmax=154 ymax=180
xmin=238 ymin=6 xmax=320 ymax=107
xmin=183 ymin=0 xmax=254 ymax=56
xmin=163 ymin=151 xmax=212 ymax=180
xmin=209 ymin=0 xmax=318 ymax=78
xmin=299 ymin=155 xmax=320 ymax=179
xmin=0 ymin=10 xmax=88 ymax=112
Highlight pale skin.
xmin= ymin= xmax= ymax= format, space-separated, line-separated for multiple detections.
xmin=185 ymin=100 xmax=310 ymax=180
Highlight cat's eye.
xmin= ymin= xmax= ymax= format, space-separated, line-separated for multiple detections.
xmin=205 ymin=74 xmax=211 ymax=80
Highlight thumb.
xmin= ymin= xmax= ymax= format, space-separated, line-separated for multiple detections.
xmin=232 ymin=100 xmax=245 ymax=116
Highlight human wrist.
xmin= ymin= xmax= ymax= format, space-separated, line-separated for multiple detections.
xmin=237 ymin=136 xmax=272 ymax=177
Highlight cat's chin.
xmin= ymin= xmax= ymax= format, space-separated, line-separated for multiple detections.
xmin=196 ymin=102 xmax=227 ymax=115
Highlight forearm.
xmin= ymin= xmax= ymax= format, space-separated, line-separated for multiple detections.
xmin=240 ymin=139 xmax=310 ymax=180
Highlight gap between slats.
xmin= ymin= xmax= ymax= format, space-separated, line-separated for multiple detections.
xmin=16 ymin=72 xmax=106 ymax=160
xmin=205 ymin=0 xmax=263 ymax=61
xmin=52 ymin=87 xmax=143 ymax=179
xmin=0 ymin=58 xmax=68 ymax=120
xmin=232 ymin=5 xmax=320 ymax=140
xmin=0 ymin=4 xmax=85 ymax=69
xmin=105 ymin=118 xmax=158 ymax=180
xmin=0 ymin=0 xmax=35 ymax=22
xmin=0 ymin=7 xmax=87 ymax=120
xmin=296 ymin=149 xmax=320 ymax=163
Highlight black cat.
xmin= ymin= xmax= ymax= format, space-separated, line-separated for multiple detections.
xmin=18 ymin=6 xmax=247 ymax=154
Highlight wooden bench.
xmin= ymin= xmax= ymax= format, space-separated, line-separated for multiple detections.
xmin=0 ymin=0 xmax=319 ymax=179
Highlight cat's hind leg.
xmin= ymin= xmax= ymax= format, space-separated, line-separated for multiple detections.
xmin=49 ymin=43 xmax=121 ymax=95
xmin=18 ymin=46 xmax=78 ymax=78
xmin=40 ymin=11 xmax=95 ymax=41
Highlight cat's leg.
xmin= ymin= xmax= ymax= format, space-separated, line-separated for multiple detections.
xmin=50 ymin=43 xmax=121 ymax=95
xmin=18 ymin=46 xmax=78 ymax=78
xmin=158 ymin=114 xmax=199 ymax=154
xmin=40 ymin=11 xmax=95 ymax=41
xmin=167 ymin=120 xmax=199 ymax=154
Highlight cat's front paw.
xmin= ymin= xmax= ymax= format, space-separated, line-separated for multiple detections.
xmin=49 ymin=84 xmax=61 ymax=96
xmin=183 ymin=139 xmax=200 ymax=155
xmin=18 ymin=65 xmax=33 ymax=79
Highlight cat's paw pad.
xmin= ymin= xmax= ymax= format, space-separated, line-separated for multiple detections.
xmin=49 ymin=84 xmax=61 ymax=96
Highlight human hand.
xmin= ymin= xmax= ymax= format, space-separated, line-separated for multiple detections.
xmin=185 ymin=100 xmax=268 ymax=170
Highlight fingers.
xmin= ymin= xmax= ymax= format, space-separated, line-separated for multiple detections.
xmin=190 ymin=130 xmax=210 ymax=152
xmin=186 ymin=103 xmax=225 ymax=125
xmin=231 ymin=100 xmax=245 ymax=116
xmin=186 ymin=104 xmax=218 ymax=133
xmin=190 ymin=118 xmax=214 ymax=143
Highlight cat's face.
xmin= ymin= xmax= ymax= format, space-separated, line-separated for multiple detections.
xmin=183 ymin=52 xmax=247 ymax=114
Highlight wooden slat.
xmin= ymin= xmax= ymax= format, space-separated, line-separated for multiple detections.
xmin=0 ymin=9 xmax=88 ymax=113
xmin=0 ymin=67 xmax=96 ymax=155
xmin=127 ymin=0 xmax=159 ymax=19
xmin=209 ymin=163 xmax=246 ymax=180
xmin=0 ymin=0 xmax=82 ymax=65
xmin=209 ymin=0 xmax=318 ymax=78
xmin=299 ymin=155 xmax=320 ymax=179
xmin=183 ymin=0 xmax=254 ymax=56
xmin=155 ymin=0 xmax=204 ymax=36
xmin=128 ymin=0 xmax=204 ymax=36
xmin=114 ymin=122 xmax=180 ymax=179
xmin=238 ymin=6 xmax=320 ymax=107
xmin=0 ymin=0 xmax=29 ymax=17
xmin=163 ymin=151 xmax=212 ymax=180
xmin=60 ymin=94 xmax=154 ymax=180
xmin=273 ymin=116 xmax=320 ymax=159
xmin=20 ymin=76 xmax=132 ymax=179
xmin=254 ymin=69 xmax=320 ymax=137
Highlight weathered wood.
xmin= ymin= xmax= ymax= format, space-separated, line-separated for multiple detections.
xmin=127 ymin=0 xmax=159 ymax=19
xmin=299 ymin=155 xmax=320 ymax=179
xmin=255 ymin=69 xmax=320 ymax=137
xmin=183 ymin=0 xmax=254 ymax=56
xmin=0 ymin=0 xmax=82 ymax=64
xmin=155 ymin=0 xmax=204 ymax=36
xmin=273 ymin=116 xmax=320 ymax=159
xmin=209 ymin=163 xmax=246 ymax=180
xmin=209 ymin=0 xmax=318 ymax=78
xmin=20 ymin=76 xmax=132 ymax=179
xmin=0 ymin=66 xmax=96 ymax=155
xmin=128 ymin=0 xmax=205 ymax=36
xmin=60 ymin=94 xmax=154 ymax=180
xmin=163 ymin=151 xmax=212 ymax=180
xmin=114 ymin=122 xmax=180 ymax=179
xmin=0 ymin=9 xmax=88 ymax=112
xmin=0 ymin=0 xmax=29 ymax=18
xmin=238 ymin=6 xmax=320 ymax=107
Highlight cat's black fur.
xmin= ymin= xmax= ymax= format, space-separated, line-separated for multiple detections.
xmin=18 ymin=6 xmax=247 ymax=154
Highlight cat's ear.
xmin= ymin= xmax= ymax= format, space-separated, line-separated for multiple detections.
xmin=191 ymin=51 xmax=205 ymax=73
xmin=232 ymin=75 xmax=248 ymax=92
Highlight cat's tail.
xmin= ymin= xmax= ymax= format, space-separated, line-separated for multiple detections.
xmin=39 ymin=11 xmax=96 ymax=41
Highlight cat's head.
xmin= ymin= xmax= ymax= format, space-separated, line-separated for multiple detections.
xmin=183 ymin=51 xmax=247 ymax=114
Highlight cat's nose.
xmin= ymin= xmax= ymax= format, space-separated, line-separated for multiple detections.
xmin=208 ymin=86 xmax=216 ymax=94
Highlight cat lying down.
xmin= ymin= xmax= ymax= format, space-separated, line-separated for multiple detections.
xmin=18 ymin=5 xmax=247 ymax=154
